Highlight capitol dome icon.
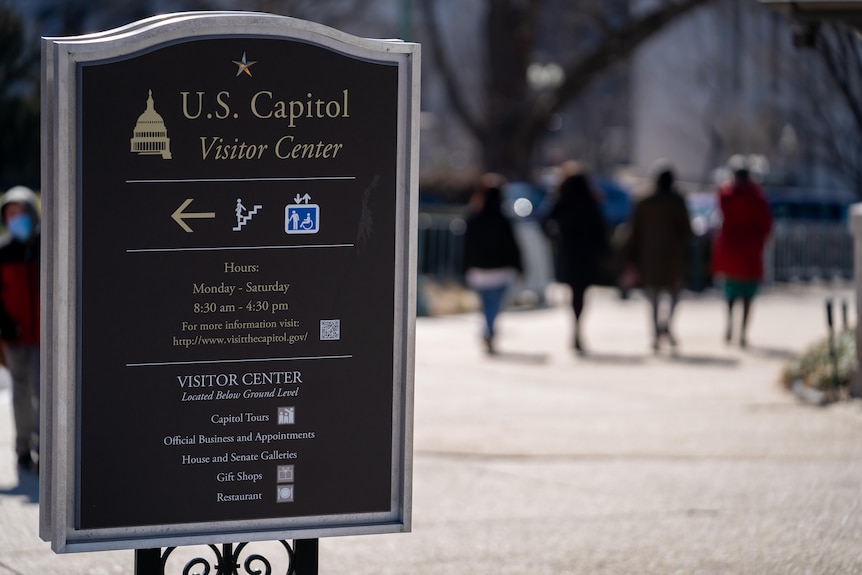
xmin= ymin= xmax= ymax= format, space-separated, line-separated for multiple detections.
xmin=130 ymin=89 xmax=172 ymax=159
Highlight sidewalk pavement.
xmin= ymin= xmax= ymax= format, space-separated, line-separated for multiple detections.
xmin=2 ymin=284 xmax=862 ymax=574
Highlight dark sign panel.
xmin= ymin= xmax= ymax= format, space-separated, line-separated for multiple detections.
xmin=42 ymin=14 xmax=418 ymax=552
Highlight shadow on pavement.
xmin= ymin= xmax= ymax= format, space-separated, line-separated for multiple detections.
xmin=662 ymin=352 xmax=739 ymax=367
xmin=576 ymin=352 xmax=646 ymax=365
xmin=742 ymin=345 xmax=799 ymax=360
xmin=0 ymin=468 xmax=39 ymax=504
xmin=489 ymin=351 xmax=550 ymax=364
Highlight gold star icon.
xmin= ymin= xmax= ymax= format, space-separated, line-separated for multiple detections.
xmin=232 ymin=51 xmax=257 ymax=77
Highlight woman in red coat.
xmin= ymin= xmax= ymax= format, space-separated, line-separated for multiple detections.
xmin=711 ymin=156 xmax=773 ymax=348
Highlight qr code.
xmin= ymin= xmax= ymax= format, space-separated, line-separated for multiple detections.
xmin=320 ymin=319 xmax=341 ymax=341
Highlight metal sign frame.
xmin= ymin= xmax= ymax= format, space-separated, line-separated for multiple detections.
xmin=41 ymin=12 xmax=418 ymax=553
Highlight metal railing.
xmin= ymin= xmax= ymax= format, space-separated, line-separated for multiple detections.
xmin=418 ymin=211 xmax=466 ymax=281
xmin=766 ymin=221 xmax=854 ymax=283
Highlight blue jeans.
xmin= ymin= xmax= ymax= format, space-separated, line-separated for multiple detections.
xmin=477 ymin=285 xmax=507 ymax=339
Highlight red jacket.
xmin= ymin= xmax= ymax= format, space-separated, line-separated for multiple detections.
xmin=0 ymin=237 xmax=40 ymax=345
xmin=711 ymin=180 xmax=772 ymax=281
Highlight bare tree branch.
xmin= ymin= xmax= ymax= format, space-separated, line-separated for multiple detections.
xmin=520 ymin=0 xmax=713 ymax=148
xmin=817 ymin=23 xmax=862 ymax=129
xmin=419 ymin=0 xmax=487 ymax=141
xmin=810 ymin=21 xmax=862 ymax=193
xmin=580 ymin=0 xmax=614 ymax=40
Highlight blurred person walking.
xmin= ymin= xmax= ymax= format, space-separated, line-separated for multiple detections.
xmin=463 ymin=173 xmax=523 ymax=354
xmin=712 ymin=155 xmax=773 ymax=348
xmin=542 ymin=162 xmax=608 ymax=353
xmin=624 ymin=162 xmax=692 ymax=352
xmin=0 ymin=186 xmax=41 ymax=472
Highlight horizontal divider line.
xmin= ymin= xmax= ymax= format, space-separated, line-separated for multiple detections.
xmin=127 ymin=243 xmax=354 ymax=253
xmin=126 ymin=176 xmax=356 ymax=184
xmin=126 ymin=354 xmax=353 ymax=368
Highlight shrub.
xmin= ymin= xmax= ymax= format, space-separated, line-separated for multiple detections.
xmin=782 ymin=330 xmax=856 ymax=392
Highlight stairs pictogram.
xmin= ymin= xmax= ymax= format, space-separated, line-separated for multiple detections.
xmin=233 ymin=204 xmax=262 ymax=231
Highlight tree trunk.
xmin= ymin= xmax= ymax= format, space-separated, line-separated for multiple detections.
xmin=481 ymin=0 xmax=538 ymax=180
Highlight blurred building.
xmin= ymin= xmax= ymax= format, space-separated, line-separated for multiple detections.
xmin=630 ymin=0 xmax=856 ymax=195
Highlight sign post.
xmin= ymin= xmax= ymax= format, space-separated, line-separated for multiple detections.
xmin=41 ymin=12 xmax=418 ymax=558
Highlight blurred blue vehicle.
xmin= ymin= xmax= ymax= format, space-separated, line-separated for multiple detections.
xmin=594 ymin=177 xmax=633 ymax=229
xmin=502 ymin=178 xmax=634 ymax=298
xmin=764 ymin=187 xmax=854 ymax=223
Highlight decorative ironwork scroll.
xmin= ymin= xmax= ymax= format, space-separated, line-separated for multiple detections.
xmin=136 ymin=540 xmax=311 ymax=575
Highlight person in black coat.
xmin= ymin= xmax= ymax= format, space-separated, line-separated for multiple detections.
xmin=463 ymin=173 xmax=523 ymax=354
xmin=542 ymin=163 xmax=608 ymax=353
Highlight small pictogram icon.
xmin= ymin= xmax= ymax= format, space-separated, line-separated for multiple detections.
xmin=233 ymin=198 xmax=262 ymax=231
xmin=285 ymin=193 xmax=319 ymax=234
xmin=277 ymin=484 xmax=294 ymax=503
xmin=278 ymin=407 xmax=295 ymax=425
xmin=277 ymin=465 xmax=294 ymax=483
xmin=130 ymin=90 xmax=171 ymax=159
xmin=171 ymin=198 xmax=215 ymax=233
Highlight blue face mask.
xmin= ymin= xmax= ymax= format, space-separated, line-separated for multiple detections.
xmin=7 ymin=213 xmax=33 ymax=242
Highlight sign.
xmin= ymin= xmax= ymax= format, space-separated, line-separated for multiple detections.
xmin=41 ymin=12 xmax=418 ymax=553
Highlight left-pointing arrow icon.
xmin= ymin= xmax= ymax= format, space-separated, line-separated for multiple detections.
xmin=172 ymin=198 xmax=216 ymax=233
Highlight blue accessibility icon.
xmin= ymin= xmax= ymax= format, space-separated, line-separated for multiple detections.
xmin=285 ymin=203 xmax=319 ymax=234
